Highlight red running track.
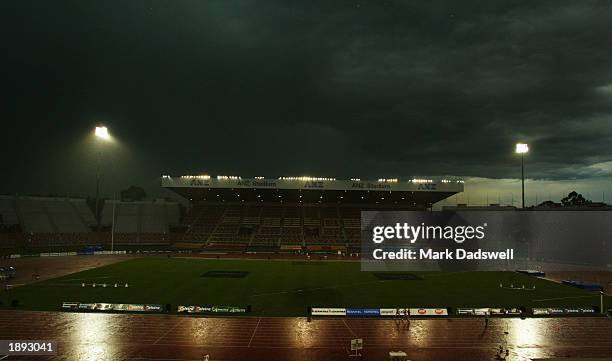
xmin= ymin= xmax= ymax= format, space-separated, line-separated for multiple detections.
xmin=0 ymin=311 xmax=610 ymax=361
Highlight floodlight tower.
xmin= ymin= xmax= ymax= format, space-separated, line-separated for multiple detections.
xmin=515 ymin=143 xmax=529 ymax=208
xmin=94 ymin=126 xmax=111 ymax=228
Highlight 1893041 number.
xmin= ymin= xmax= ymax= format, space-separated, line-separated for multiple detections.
xmin=0 ymin=340 xmax=57 ymax=355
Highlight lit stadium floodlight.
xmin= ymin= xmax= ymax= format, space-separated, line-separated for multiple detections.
xmin=95 ymin=126 xmax=110 ymax=140
xmin=515 ymin=143 xmax=529 ymax=208
xmin=515 ymin=143 xmax=529 ymax=154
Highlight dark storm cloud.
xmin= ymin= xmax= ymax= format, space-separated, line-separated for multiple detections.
xmin=2 ymin=0 xmax=612 ymax=196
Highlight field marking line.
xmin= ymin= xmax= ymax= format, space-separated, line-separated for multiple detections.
xmin=153 ymin=318 xmax=184 ymax=345
xmin=63 ymin=276 xmax=112 ymax=281
xmin=342 ymin=319 xmax=358 ymax=338
xmin=248 ymin=317 xmax=261 ymax=347
xmin=532 ymin=295 xmax=599 ymax=302
xmin=251 ymin=279 xmax=386 ymax=297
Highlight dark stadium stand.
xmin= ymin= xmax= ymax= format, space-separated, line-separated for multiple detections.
xmin=180 ymin=203 xmax=386 ymax=251
xmin=0 ymin=177 xmax=466 ymax=253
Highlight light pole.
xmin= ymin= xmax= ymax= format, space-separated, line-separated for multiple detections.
xmin=515 ymin=143 xmax=529 ymax=208
xmin=94 ymin=126 xmax=111 ymax=229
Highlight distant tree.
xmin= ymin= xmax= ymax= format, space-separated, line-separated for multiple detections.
xmin=120 ymin=186 xmax=146 ymax=201
xmin=561 ymin=191 xmax=591 ymax=207
xmin=536 ymin=200 xmax=559 ymax=208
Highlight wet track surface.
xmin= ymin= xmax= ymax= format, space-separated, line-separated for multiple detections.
xmin=0 ymin=311 xmax=610 ymax=361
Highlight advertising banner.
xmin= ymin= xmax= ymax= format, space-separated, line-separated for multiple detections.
xmin=411 ymin=308 xmax=448 ymax=316
xmin=457 ymin=308 xmax=490 ymax=315
xmin=532 ymin=308 xmax=595 ymax=315
xmin=377 ymin=308 xmax=448 ymax=316
xmin=346 ymin=308 xmax=380 ymax=316
xmin=61 ymin=302 xmax=79 ymax=309
xmin=311 ymin=308 xmax=346 ymax=316
xmin=177 ymin=305 xmax=248 ymax=314
xmin=61 ymin=302 xmax=162 ymax=312
xmin=457 ymin=307 xmax=523 ymax=315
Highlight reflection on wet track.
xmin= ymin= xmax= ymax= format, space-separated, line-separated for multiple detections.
xmin=0 ymin=310 xmax=610 ymax=360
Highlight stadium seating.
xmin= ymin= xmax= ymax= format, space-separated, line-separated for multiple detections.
xmin=1 ymin=195 xmax=364 ymax=252
xmin=101 ymin=200 xmax=180 ymax=245
xmin=0 ymin=196 xmax=182 ymax=249
xmin=1 ymin=196 xmax=96 ymax=235
xmin=0 ymin=196 xmax=20 ymax=228
xmin=181 ymin=203 xmax=360 ymax=250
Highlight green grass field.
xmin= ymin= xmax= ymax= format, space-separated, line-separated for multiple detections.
xmin=1 ymin=257 xmax=608 ymax=316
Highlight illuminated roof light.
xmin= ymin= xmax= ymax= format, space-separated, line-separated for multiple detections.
xmin=279 ymin=176 xmax=336 ymax=181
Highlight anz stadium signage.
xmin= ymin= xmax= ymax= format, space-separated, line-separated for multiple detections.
xmin=162 ymin=177 xmax=463 ymax=193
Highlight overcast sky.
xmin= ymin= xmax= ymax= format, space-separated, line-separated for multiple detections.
xmin=2 ymin=1 xmax=612 ymax=204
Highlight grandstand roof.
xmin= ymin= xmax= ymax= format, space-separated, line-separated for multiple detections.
xmin=162 ymin=175 xmax=464 ymax=207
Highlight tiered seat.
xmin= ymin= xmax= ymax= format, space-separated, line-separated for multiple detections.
xmin=340 ymin=207 xmax=361 ymax=244
xmin=18 ymin=199 xmax=54 ymax=233
xmin=140 ymin=204 xmax=167 ymax=233
xmin=280 ymin=206 xmax=302 ymax=244
xmin=186 ymin=205 xmax=224 ymax=241
xmin=303 ymin=207 xmax=322 ymax=244
xmin=0 ymin=197 xmax=19 ymax=227
xmin=138 ymin=232 xmax=171 ymax=245
xmin=252 ymin=206 xmax=282 ymax=246
xmin=44 ymin=200 xmax=89 ymax=232
xmin=71 ymin=199 xmax=97 ymax=227
xmin=209 ymin=206 xmax=246 ymax=244
xmin=320 ymin=206 xmax=343 ymax=244
xmin=242 ymin=206 xmax=262 ymax=225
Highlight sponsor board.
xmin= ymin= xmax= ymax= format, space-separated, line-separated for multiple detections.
xmin=457 ymin=307 xmax=522 ymax=316
xmin=411 ymin=308 xmax=448 ymax=316
xmin=378 ymin=308 xmax=448 ymax=316
xmin=177 ymin=305 xmax=248 ymax=314
xmin=61 ymin=302 xmax=79 ymax=309
xmin=379 ymin=308 xmax=397 ymax=316
xmin=61 ymin=302 xmax=162 ymax=312
xmin=346 ymin=308 xmax=380 ymax=316
xmin=532 ymin=307 xmax=595 ymax=316
xmin=488 ymin=308 xmax=522 ymax=315
xmin=311 ymin=308 xmax=346 ymax=316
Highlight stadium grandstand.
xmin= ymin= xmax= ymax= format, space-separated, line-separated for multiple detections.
xmin=162 ymin=175 xmax=464 ymax=253
xmin=0 ymin=176 xmax=464 ymax=253
xmin=0 ymin=195 xmax=181 ymax=251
